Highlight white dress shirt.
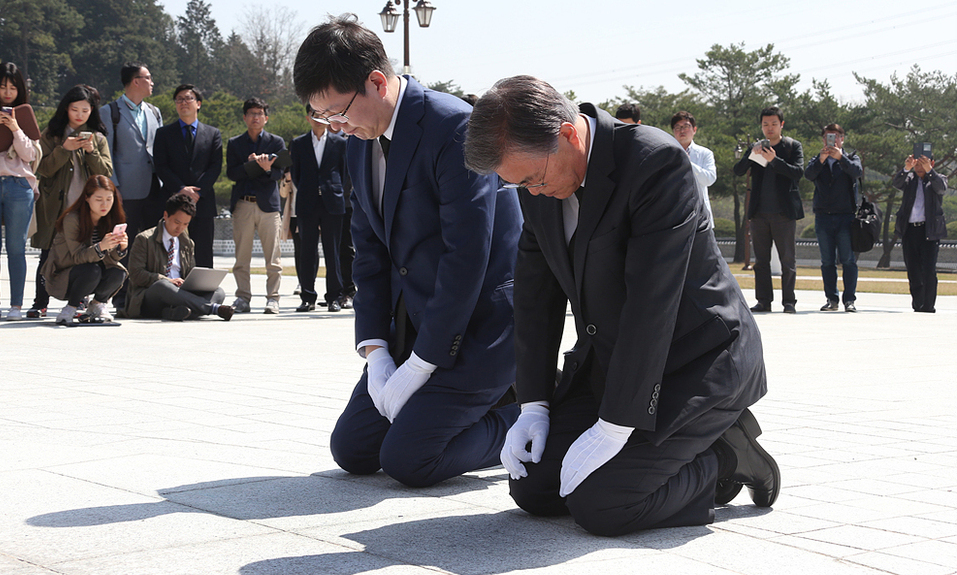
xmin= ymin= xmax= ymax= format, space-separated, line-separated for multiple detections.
xmin=162 ymin=226 xmax=182 ymax=279
xmin=685 ymin=141 xmax=717 ymax=230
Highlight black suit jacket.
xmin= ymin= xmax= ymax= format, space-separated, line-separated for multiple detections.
xmin=290 ymin=130 xmax=348 ymax=217
xmin=893 ymin=168 xmax=948 ymax=240
xmin=514 ymin=105 xmax=767 ymax=444
xmin=734 ymin=136 xmax=805 ymax=221
xmin=226 ymin=130 xmax=285 ymax=213
xmin=154 ymin=121 xmax=223 ymax=219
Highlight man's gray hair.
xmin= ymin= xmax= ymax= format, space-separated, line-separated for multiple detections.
xmin=464 ymin=76 xmax=579 ymax=174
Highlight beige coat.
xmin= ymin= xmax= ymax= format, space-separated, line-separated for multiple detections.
xmin=41 ymin=211 xmax=126 ymax=300
xmin=33 ymin=126 xmax=113 ymax=249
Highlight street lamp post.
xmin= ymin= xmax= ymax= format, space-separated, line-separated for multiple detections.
xmin=379 ymin=0 xmax=437 ymax=75
xmin=735 ymin=139 xmax=753 ymax=270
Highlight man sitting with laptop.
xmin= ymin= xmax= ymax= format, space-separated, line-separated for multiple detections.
xmin=126 ymin=193 xmax=234 ymax=321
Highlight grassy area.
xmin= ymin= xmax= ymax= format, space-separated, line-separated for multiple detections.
xmin=733 ymin=265 xmax=957 ymax=296
xmin=243 ymin=265 xmax=956 ymax=296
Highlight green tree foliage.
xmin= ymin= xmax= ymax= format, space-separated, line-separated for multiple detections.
xmin=426 ymin=80 xmax=465 ymax=98
xmin=174 ymin=0 xmax=223 ymax=93
xmin=0 ymin=0 xmax=82 ymax=105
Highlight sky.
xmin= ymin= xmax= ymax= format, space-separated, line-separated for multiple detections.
xmin=161 ymin=0 xmax=957 ymax=105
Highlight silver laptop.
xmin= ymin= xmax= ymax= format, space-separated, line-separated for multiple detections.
xmin=179 ymin=267 xmax=228 ymax=293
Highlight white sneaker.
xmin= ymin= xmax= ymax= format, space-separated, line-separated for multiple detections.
xmin=87 ymin=300 xmax=113 ymax=322
xmin=5 ymin=307 xmax=22 ymax=321
xmin=56 ymin=306 xmax=77 ymax=326
xmin=264 ymin=299 xmax=279 ymax=314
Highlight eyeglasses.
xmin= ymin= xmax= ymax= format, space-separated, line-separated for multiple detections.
xmin=673 ymin=123 xmax=695 ymax=132
xmin=245 ymin=111 xmax=266 ymax=118
xmin=174 ymin=96 xmax=196 ymax=104
xmin=135 ymin=75 xmax=152 ymax=82
xmin=501 ymin=154 xmax=549 ymax=194
xmin=311 ymin=92 xmax=358 ymax=125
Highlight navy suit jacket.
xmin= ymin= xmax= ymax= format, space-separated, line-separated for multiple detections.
xmin=290 ymin=130 xmax=348 ymax=217
xmin=348 ymin=76 xmax=522 ymax=371
xmin=514 ymin=106 xmax=766 ymax=443
xmin=226 ymin=130 xmax=285 ymax=213
xmin=154 ymin=121 xmax=223 ymax=219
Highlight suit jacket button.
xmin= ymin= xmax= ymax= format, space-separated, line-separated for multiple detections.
xmin=454 ymin=335 xmax=462 ymax=341
xmin=571 ymin=361 xmax=579 ymax=371
xmin=399 ymin=267 xmax=408 ymax=276
xmin=449 ymin=350 xmax=457 ymax=356
xmin=654 ymin=383 xmax=661 ymax=392
xmin=648 ymin=406 xmax=656 ymax=415
xmin=586 ymin=324 xmax=597 ymax=335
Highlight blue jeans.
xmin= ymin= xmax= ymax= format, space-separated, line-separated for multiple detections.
xmin=0 ymin=176 xmax=35 ymax=307
xmin=815 ymin=212 xmax=857 ymax=304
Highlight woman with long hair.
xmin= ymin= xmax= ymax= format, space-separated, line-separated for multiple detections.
xmin=29 ymin=84 xmax=113 ymax=318
xmin=41 ymin=175 xmax=128 ymax=325
xmin=0 ymin=61 xmax=41 ymax=320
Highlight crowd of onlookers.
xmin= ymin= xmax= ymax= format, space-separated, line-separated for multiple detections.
xmin=1 ymin=59 xmax=356 ymax=324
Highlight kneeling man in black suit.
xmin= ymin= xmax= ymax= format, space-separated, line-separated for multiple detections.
xmin=464 ymin=76 xmax=780 ymax=536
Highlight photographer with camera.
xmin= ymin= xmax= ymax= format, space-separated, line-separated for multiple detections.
xmin=733 ymin=106 xmax=805 ymax=314
xmin=893 ymin=149 xmax=947 ymax=313
xmin=805 ymin=124 xmax=862 ymax=313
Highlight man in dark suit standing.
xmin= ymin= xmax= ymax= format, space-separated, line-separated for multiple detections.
xmin=293 ymin=15 xmax=521 ymax=487
xmin=226 ymin=98 xmax=286 ymax=314
xmin=290 ymin=105 xmax=348 ymax=312
xmin=893 ymin=152 xmax=948 ymax=313
xmin=153 ymin=84 xmax=223 ymax=268
xmin=464 ymin=76 xmax=779 ymax=536
xmin=733 ymin=106 xmax=804 ymax=314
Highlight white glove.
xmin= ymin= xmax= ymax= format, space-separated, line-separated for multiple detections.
xmin=366 ymin=347 xmax=396 ymax=418
xmin=501 ymin=403 xmax=551 ymax=480
xmin=559 ymin=418 xmax=633 ymax=497
xmin=380 ymin=351 xmax=436 ymax=422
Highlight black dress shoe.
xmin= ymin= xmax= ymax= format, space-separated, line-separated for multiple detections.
xmin=338 ymin=295 xmax=353 ymax=309
xmin=750 ymin=302 xmax=772 ymax=313
xmin=296 ymin=302 xmax=316 ymax=312
xmin=217 ymin=305 xmax=234 ymax=321
xmin=161 ymin=305 xmax=191 ymax=321
xmin=328 ymin=299 xmax=341 ymax=312
xmin=782 ymin=303 xmax=796 ymax=314
xmin=712 ymin=408 xmax=780 ymax=507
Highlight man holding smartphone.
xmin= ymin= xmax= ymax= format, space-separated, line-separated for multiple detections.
xmin=733 ymin=106 xmax=804 ymax=313
xmin=804 ymin=124 xmax=863 ymax=312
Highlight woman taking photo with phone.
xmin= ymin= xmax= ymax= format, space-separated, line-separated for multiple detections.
xmin=29 ymin=85 xmax=113 ymax=318
xmin=41 ymin=175 xmax=128 ymax=325
xmin=0 ymin=62 xmax=41 ymax=320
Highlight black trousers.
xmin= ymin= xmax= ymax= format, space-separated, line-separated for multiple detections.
xmin=32 ymin=249 xmax=51 ymax=309
xmin=902 ymin=223 xmax=940 ymax=312
xmin=750 ymin=212 xmax=797 ymax=306
xmin=141 ymin=280 xmax=225 ymax=319
xmin=113 ymin=176 xmax=162 ymax=309
xmin=188 ymin=216 xmax=216 ymax=269
xmin=66 ymin=263 xmax=126 ymax=307
xmin=509 ymin=385 xmax=740 ymax=536
xmin=340 ymin=207 xmax=356 ymax=297
xmin=297 ymin=208 xmax=343 ymax=304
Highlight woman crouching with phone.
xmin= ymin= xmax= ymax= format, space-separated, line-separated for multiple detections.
xmin=30 ymin=84 xmax=113 ymax=318
xmin=41 ymin=175 xmax=128 ymax=325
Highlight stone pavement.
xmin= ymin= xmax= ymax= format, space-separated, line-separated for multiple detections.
xmin=1 ymin=254 xmax=956 ymax=575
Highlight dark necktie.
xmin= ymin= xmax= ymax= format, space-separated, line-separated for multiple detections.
xmin=379 ymin=135 xmax=391 ymax=161
xmin=567 ymin=187 xmax=584 ymax=261
xmin=184 ymin=126 xmax=194 ymax=156
xmin=166 ymin=238 xmax=175 ymax=275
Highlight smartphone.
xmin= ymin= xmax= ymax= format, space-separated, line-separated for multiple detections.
xmin=0 ymin=107 xmax=12 ymax=115
xmin=913 ymin=142 xmax=932 ymax=160
xmin=760 ymin=139 xmax=771 ymax=151
xmin=825 ymin=133 xmax=836 ymax=147
xmin=77 ymin=131 xmax=92 ymax=141
xmin=268 ymin=153 xmax=278 ymax=160
xmin=112 ymin=223 xmax=127 ymax=235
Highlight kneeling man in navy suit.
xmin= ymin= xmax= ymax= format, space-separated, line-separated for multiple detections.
xmin=465 ymin=76 xmax=780 ymax=535
xmin=293 ymin=15 xmax=521 ymax=487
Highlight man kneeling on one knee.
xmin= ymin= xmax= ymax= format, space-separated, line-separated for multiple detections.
xmin=126 ymin=193 xmax=234 ymax=321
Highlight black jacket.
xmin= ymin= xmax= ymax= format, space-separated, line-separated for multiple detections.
xmin=734 ymin=137 xmax=805 ymax=221
xmin=805 ymin=150 xmax=862 ymax=214
xmin=893 ymin=168 xmax=948 ymax=240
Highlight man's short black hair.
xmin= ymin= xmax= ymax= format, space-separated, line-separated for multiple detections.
xmin=165 ymin=193 xmax=197 ymax=218
xmin=293 ymin=13 xmax=395 ymax=103
xmin=243 ymin=97 xmax=268 ymax=116
xmin=671 ymin=110 xmax=696 ymax=130
xmin=120 ymin=62 xmax=148 ymax=87
xmin=173 ymin=84 xmax=203 ymax=103
xmin=760 ymin=106 xmax=784 ymax=123
xmin=615 ymin=103 xmax=641 ymax=123
xmin=821 ymin=123 xmax=844 ymax=136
